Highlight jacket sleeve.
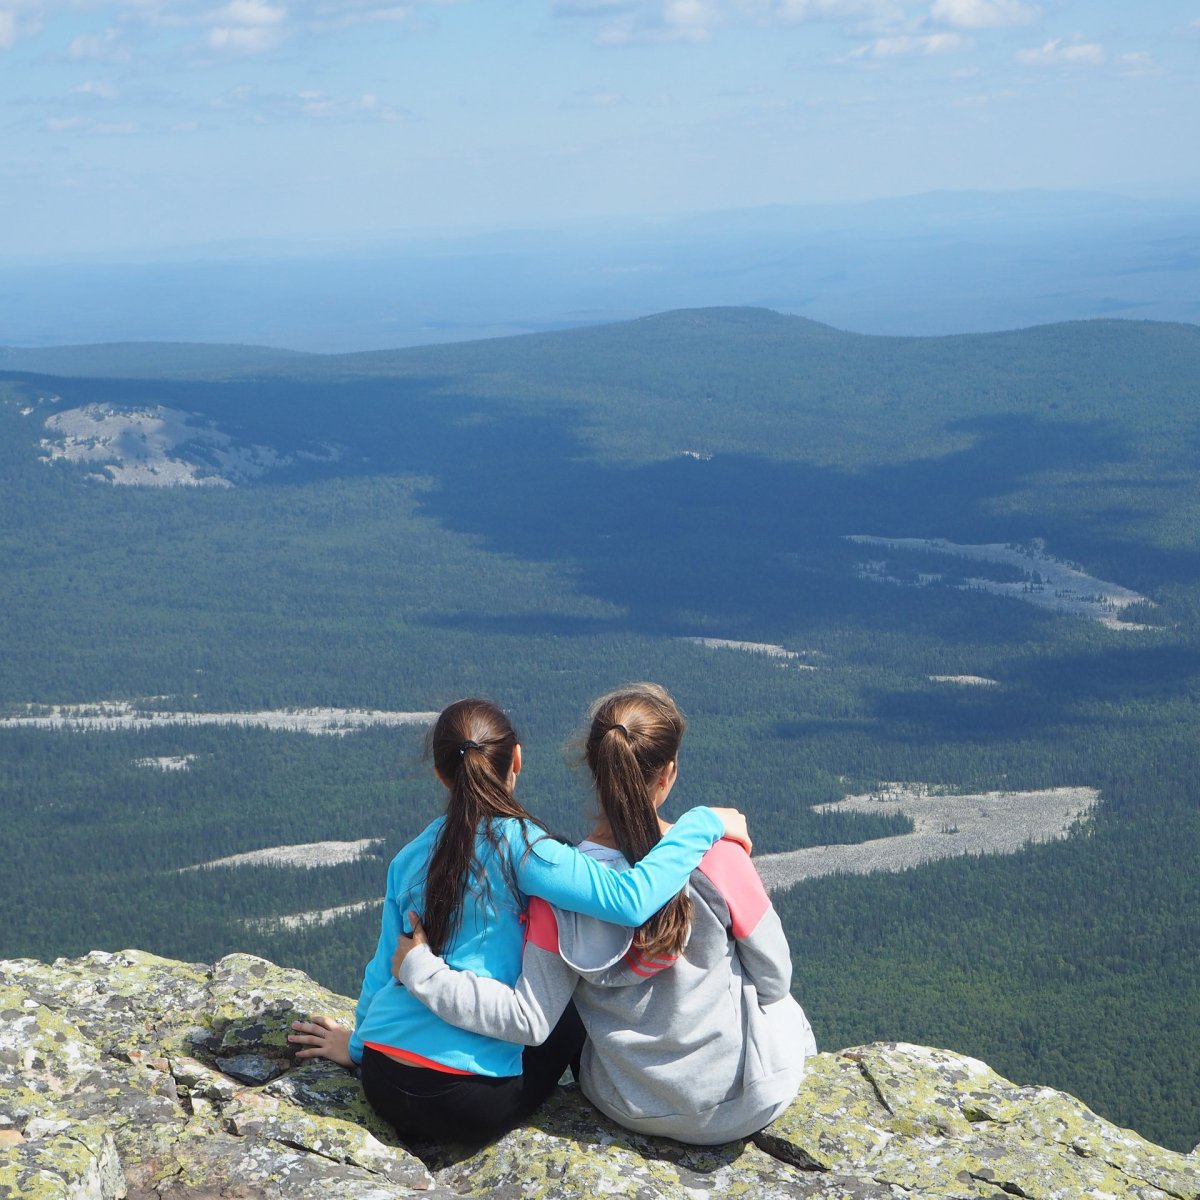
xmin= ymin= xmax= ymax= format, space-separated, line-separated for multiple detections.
xmin=515 ymin=806 xmax=723 ymax=926
xmin=730 ymin=904 xmax=793 ymax=1004
xmin=399 ymin=902 xmax=577 ymax=1046
xmin=349 ymin=863 xmax=406 ymax=1064
xmin=349 ymin=838 xmax=424 ymax=1064
xmin=694 ymin=840 xmax=793 ymax=1004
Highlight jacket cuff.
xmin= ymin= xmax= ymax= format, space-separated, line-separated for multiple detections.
xmin=398 ymin=943 xmax=442 ymax=990
xmin=683 ymin=805 xmax=723 ymax=841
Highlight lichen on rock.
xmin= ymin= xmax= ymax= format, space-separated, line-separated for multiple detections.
xmin=2 ymin=949 xmax=1197 ymax=1199
xmin=0 ymin=1119 xmax=124 ymax=1200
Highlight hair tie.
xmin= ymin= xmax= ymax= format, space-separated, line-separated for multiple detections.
xmin=609 ymin=723 xmax=630 ymax=738
xmin=458 ymin=739 xmax=481 ymax=757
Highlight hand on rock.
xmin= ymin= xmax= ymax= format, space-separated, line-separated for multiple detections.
xmin=288 ymin=1014 xmax=353 ymax=1068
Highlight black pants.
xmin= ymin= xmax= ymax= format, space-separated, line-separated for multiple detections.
xmin=361 ymin=1003 xmax=586 ymax=1144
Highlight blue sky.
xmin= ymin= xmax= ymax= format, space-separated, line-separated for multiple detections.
xmin=2 ymin=0 xmax=1198 ymax=258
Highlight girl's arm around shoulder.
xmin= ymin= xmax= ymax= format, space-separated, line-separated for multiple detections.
xmin=400 ymin=901 xmax=576 ymax=1046
xmin=695 ymin=839 xmax=793 ymax=1004
xmin=512 ymin=806 xmax=749 ymax=926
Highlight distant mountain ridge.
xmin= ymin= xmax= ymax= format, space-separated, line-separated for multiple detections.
xmin=3 ymin=188 xmax=1197 ymax=351
xmin=11 ymin=307 xmax=837 ymax=377
xmin=0 ymin=340 xmax=310 ymax=379
xmin=8 ymin=304 xmax=1198 ymax=366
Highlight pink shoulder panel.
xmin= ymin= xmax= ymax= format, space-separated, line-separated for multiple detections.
xmin=696 ymin=839 xmax=771 ymax=939
xmin=525 ymin=896 xmax=561 ymax=953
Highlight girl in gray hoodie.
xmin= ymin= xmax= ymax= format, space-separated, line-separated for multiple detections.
xmin=396 ymin=683 xmax=816 ymax=1145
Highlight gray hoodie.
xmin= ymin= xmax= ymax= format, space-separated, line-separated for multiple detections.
xmin=400 ymin=838 xmax=816 ymax=1144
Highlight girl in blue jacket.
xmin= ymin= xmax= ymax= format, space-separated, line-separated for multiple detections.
xmin=288 ymin=696 xmax=748 ymax=1142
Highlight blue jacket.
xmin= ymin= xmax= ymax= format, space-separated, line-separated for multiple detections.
xmin=350 ymin=805 xmax=724 ymax=1075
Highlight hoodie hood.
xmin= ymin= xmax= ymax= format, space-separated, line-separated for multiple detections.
xmin=554 ymin=908 xmax=636 ymax=979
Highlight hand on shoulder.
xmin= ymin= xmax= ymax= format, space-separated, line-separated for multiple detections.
xmin=707 ymin=807 xmax=752 ymax=856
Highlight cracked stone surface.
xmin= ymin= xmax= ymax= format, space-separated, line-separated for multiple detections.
xmin=2 ymin=949 xmax=1197 ymax=1198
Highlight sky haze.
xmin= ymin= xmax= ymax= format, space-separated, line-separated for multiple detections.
xmin=3 ymin=1 xmax=1198 ymax=259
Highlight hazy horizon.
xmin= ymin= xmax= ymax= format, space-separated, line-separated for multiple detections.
xmin=3 ymin=186 xmax=1198 ymax=354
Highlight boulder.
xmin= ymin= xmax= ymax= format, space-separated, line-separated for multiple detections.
xmin=1 ymin=950 xmax=1196 ymax=1199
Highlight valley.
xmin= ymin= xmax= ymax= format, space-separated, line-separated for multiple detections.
xmin=2 ymin=308 xmax=1198 ymax=1150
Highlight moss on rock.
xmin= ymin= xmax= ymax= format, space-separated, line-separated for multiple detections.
xmin=3 ymin=951 xmax=1198 ymax=1200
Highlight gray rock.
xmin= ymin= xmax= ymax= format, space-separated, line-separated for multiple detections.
xmin=0 ymin=1120 xmax=126 ymax=1200
xmin=3 ymin=950 xmax=1197 ymax=1200
xmin=216 ymin=1053 xmax=291 ymax=1086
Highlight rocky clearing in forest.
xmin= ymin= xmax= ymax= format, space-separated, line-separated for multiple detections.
xmin=848 ymin=535 xmax=1153 ymax=629
xmin=0 ymin=701 xmax=439 ymax=736
xmin=181 ymin=838 xmax=385 ymax=873
xmin=756 ymin=784 xmax=1099 ymax=892
xmin=2 ymin=700 xmax=1099 ymax=916
xmin=33 ymin=402 xmax=341 ymax=487
xmin=229 ymin=785 xmax=1099 ymax=929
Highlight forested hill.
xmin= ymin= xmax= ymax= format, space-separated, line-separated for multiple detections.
xmin=11 ymin=305 xmax=1200 ymax=472
xmin=11 ymin=306 xmax=1199 ymax=582
xmin=2 ymin=307 xmax=1199 ymax=1152
xmin=0 ymin=340 xmax=311 ymax=379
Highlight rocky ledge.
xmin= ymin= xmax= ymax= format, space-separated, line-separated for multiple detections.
xmin=1 ymin=949 xmax=1196 ymax=1199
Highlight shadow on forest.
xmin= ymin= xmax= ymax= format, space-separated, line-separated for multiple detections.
xmin=29 ymin=370 xmax=1200 ymax=643
xmin=385 ymin=401 xmax=1197 ymax=642
xmin=835 ymin=640 xmax=1200 ymax=748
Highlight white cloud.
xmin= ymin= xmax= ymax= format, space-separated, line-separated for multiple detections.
xmin=298 ymin=88 xmax=334 ymax=114
xmin=930 ymin=0 xmax=1037 ymax=30
xmin=759 ymin=0 xmax=898 ymax=18
xmin=204 ymin=0 xmax=286 ymax=52
xmin=208 ymin=23 xmax=283 ymax=51
xmin=210 ymin=81 xmax=405 ymax=122
xmin=1016 ymin=37 xmax=1104 ymax=66
xmin=553 ymin=0 xmax=637 ymax=12
xmin=66 ymin=28 xmax=130 ymax=63
xmin=851 ymin=31 xmax=968 ymax=58
xmin=45 ymin=112 xmax=138 ymax=135
xmin=582 ymin=0 xmax=896 ymax=44
xmin=17 ymin=0 xmax=415 ymax=64
xmin=211 ymin=0 xmax=286 ymax=25
xmin=0 ymin=5 xmax=43 ymax=49
xmin=72 ymin=79 xmax=120 ymax=99
xmin=666 ymin=0 xmax=714 ymax=29
xmin=595 ymin=0 xmax=720 ymax=45
xmin=311 ymin=6 xmax=415 ymax=30
xmin=1117 ymin=51 xmax=1162 ymax=78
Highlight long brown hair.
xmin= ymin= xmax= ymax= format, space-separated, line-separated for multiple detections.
xmin=422 ymin=698 xmax=543 ymax=955
xmin=584 ymin=683 xmax=692 ymax=958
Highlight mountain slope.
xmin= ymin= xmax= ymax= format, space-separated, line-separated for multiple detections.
xmin=2 ymin=308 xmax=1199 ymax=1150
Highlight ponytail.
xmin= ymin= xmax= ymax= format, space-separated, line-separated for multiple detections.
xmin=422 ymin=698 xmax=543 ymax=955
xmin=585 ymin=684 xmax=692 ymax=959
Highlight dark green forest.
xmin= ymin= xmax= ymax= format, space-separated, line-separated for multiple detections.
xmin=2 ymin=309 xmax=1198 ymax=1151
